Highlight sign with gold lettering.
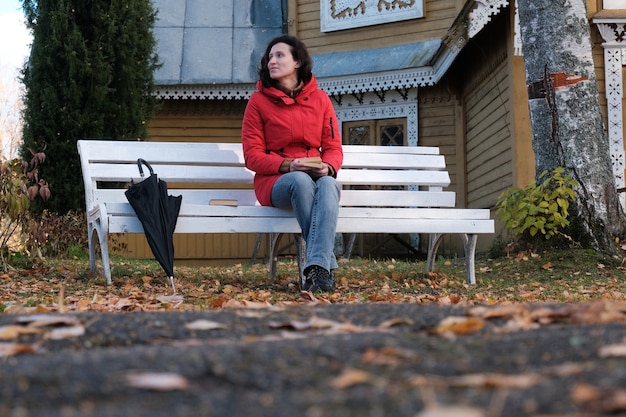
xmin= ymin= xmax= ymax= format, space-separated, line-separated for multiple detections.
xmin=321 ymin=0 xmax=424 ymax=32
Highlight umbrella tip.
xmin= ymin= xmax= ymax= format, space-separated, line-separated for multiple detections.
xmin=169 ymin=276 xmax=177 ymax=295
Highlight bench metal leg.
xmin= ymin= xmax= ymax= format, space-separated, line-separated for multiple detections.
xmin=461 ymin=234 xmax=478 ymax=285
xmin=250 ymin=233 xmax=263 ymax=265
xmin=296 ymin=234 xmax=305 ymax=288
xmin=426 ymin=233 xmax=444 ymax=274
xmin=343 ymin=233 xmax=357 ymax=259
xmin=267 ymin=233 xmax=306 ymax=287
xmin=427 ymin=233 xmax=478 ymax=285
xmin=88 ymin=218 xmax=112 ymax=285
xmin=268 ymin=233 xmax=283 ymax=280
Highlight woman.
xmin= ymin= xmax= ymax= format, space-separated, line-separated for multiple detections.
xmin=242 ymin=35 xmax=343 ymax=293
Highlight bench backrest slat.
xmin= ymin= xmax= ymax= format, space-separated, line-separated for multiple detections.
xmin=78 ymin=140 xmax=453 ymax=211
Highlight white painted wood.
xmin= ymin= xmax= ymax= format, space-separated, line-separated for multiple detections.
xmin=78 ymin=140 xmax=494 ymax=285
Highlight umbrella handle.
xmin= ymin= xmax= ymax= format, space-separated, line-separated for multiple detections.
xmin=136 ymin=158 xmax=154 ymax=177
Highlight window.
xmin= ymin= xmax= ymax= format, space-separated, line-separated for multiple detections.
xmin=343 ymin=118 xmax=406 ymax=146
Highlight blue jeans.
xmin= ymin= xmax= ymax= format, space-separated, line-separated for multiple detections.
xmin=271 ymin=172 xmax=340 ymax=271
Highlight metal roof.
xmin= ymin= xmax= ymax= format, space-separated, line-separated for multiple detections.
xmin=152 ymin=0 xmax=283 ymax=85
xmin=312 ymin=39 xmax=441 ymax=78
xmin=150 ymin=0 xmax=442 ymax=87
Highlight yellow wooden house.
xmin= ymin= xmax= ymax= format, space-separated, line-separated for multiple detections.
xmin=118 ymin=0 xmax=626 ymax=264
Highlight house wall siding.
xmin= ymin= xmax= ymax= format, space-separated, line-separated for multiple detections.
xmin=464 ymin=52 xmax=512 ymax=210
xmin=445 ymin=8 xmax=513 ymax=253
xmin=293 ymin=0 xmax=462 ymax=54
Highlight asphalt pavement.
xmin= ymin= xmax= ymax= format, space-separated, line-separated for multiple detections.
xmin=1 ymin=302 xmax=626 ymax=416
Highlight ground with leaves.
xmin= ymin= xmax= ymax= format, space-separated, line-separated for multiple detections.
xmin=1 ymin=249 xmax=626 ymax=416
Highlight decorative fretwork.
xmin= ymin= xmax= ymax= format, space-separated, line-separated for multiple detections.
xmin=513 ymin=0 xmax=522 ymax=56
xmin=155 ymin=84 xmax=255 ymax=101
xmin=153 ymin=68 xmax=436 ymax=100
xmin=597 ymin=22 xmax=626 ymax=46
xmin=604 ymin=48 xmax=625 ymax=189
xmin=594 ymin=17 xmax=626 ymax=197
xmin=468 ymin=0 xmax=509 ymax=38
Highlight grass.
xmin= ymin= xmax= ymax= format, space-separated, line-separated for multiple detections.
xmin=0 ymin=247 xmax=624 ymax=314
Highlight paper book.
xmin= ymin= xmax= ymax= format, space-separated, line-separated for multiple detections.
xmin=299 ymin=156 xmax=323 ymax=169
xmin=210 ymin=199 xmax=238 ymax=207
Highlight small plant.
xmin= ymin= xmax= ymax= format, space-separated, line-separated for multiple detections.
xmin=34 ymin=210 xmax=87 ymax=258
xmin=496 ymin=167 xmax=578 ymax=241
xmin=0 ymin=149 xmax=51 ymax=270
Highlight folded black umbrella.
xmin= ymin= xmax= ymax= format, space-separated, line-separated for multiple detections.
xmin=125 ymin=159 xmax=182 ymax=293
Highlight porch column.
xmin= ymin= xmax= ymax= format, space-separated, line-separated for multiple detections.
xmin=593 ymin=12 xmax=626 ymax=203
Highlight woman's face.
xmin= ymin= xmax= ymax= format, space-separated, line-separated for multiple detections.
xmin=268 ymin=42 xmax=300 ymax=86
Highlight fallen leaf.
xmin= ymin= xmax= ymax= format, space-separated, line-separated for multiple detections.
xmin=157 ymin=294 xmax=183 ymax=301
xmin=330 ymin=368 xmax=375 ymax=389
xmin=240 ymin=300 xmax=273 ymax=309
xmin=448 ymin=372 xmax=541 ymax=389
xmin=571 ymin=383 xmax=626 ymax=413
xmin=124 ymin=372 xmax=190 ymax=391
xmin=432 ymin=316 xmax=485 ymax=335
xmin=268 ymin=316 xmax=338 ymax=331
xmin=378 ymin=317 xmax=414 ymax=328
xmin=599 ymin=343 xmax=626 ymax=358
xmin=467 ymin=304 xmax=529 ymax=319
xmin=46 ymin=324 xmax=85 ymax=340
xmin=361 ymin=346 xmax=416 ymax=366
xmin=0 ymin=325 xmax=41 ymax=340
xmin=0 ymin=342 xmax=38 ymax=357
xmin=571 ymin=382 xmax=602 ymax=403
xmin=417 ymin=406 xmax=485 ymax=417
xmin=184 ymin=319 xmax=228 ymax=331
xmin=15 ymin=314 xmax=82 ymax=328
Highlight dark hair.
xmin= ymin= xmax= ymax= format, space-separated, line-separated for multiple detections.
xmin=258 ymin=35 xmax=313 ymax=88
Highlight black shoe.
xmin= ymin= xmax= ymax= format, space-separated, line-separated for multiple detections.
xmin=303 ymin=265 xmax=335 ymax=293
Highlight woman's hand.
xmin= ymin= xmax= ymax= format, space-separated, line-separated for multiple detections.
xmin=290 ymin=159 xmax=330 ymax=177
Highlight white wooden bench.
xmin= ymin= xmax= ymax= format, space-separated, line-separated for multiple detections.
xmin=77 ymin=140 xmax=494 ymax=286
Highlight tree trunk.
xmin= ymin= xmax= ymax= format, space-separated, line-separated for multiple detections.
xmin=517 ymin=0 xmax=625 ymax=253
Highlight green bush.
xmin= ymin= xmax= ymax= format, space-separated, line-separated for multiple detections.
xmin=21 ymin=0 xmax=161 ymax=214
xmin=496 ymin=167 xmax=578 ymax=241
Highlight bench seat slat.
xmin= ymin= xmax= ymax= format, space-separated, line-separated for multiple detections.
xmin=104 ymin=203 xmax=492 ymax=221
xmin=109 ymin=216 xmax=494 ymax=235
xmin=93 ymin=189 xmax=458 ymax=207
xmin=340 ymin=190 xmax=457 ymax=207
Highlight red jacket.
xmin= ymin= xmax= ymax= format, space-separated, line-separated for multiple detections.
xmin=242 ymin=75 xmax=343 ymax=206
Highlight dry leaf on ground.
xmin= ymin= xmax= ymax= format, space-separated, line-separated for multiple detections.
xmin=184 ymin=319 xmax=228 ymax=331
xmin=330 ymin=368 xmax=376 ymax=389
xmin=0 ymin=342 xmax=39 ymax=357
xmin=432 ymin=316 xmax=485 ymax=335
xmin=0 ymin=325 xmax=41 ymax=340
xmin=124 ymin=372 xmax=190 ymax=391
